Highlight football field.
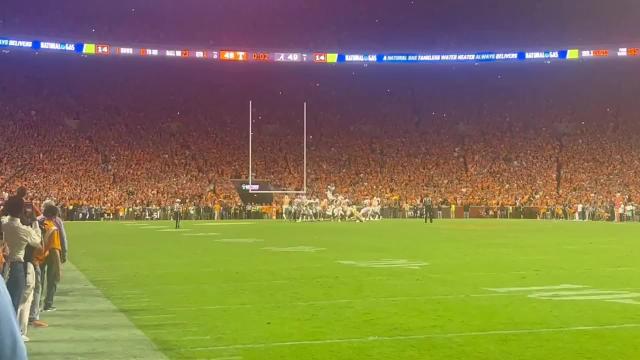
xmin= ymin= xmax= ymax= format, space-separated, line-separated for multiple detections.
xmin=42 ymin=219 xmax=640 ymax=359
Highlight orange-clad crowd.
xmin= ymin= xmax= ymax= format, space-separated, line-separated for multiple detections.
xmin=1 ymin=59 xmax=639 ymax=217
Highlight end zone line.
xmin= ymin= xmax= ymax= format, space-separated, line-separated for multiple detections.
xmin=180 ymin=323 xmax=640 ymax=352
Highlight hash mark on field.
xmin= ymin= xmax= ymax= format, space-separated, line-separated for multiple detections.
xmin=263 ymin=246 xmax=325 ymax=252
xmin=485 ymin=284 xmax=587 ymax=293
xmin=179 ymin=323 xmax=640 ymax=351
xmin=338 ymin=259 xmax=428 ymax=269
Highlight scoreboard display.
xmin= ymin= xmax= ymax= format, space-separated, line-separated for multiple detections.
xmin=220 ymin=50 xmax=248 ymax=61
xmin=3 ymin=34 xmax=640 ymax=66
xmin=253 ymin=52 xmax=270 ymax=61
xmin=274 ymin=53 xmax=303 ymax=62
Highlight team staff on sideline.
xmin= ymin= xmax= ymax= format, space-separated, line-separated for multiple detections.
xmin=40 ymin=204 xmax=65 ymax=312
xmin=174 ymin=199 xmax=182 ymax=229
xmin=30 ymin=200 xmax=66 ymax=325
xmin=1 ymin=196 xmax=42 ymax=311
xmin=424 ymin=196 xmax=433 ymax=224
xmin=0 ymin=280 xmax=27 ymax=360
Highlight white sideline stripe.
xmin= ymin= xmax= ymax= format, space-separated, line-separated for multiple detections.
xmin=164 ymin=293 xmax=515 ymax=311
xmin=194 ymin=222 xmax=254 ymax=226
xmin=485 ymin=284 xmax=587 ymax=293
xmin=180 ymin=324 xmax=640 ymax=351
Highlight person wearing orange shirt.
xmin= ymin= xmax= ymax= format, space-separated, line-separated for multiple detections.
xmin=39 ymin=205 xmax=64 ymax=312
xmin=214 ymin=201 xmax=221 ymax=221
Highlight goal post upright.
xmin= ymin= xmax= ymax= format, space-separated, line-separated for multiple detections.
xmin=248 ymin=100 xmax=308 ymax=194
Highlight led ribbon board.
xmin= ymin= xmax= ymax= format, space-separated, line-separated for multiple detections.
xmin=1 ymin=35 xmax=637 ymax=66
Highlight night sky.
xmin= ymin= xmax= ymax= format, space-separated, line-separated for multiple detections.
xmin=1 ymin=1 xmax=639 ymax=51
xmin=1 ymin=0 xmax=639 ymax=125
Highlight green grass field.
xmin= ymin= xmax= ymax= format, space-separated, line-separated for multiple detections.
xmin=65 ymin=219 xmax=640 ymax=359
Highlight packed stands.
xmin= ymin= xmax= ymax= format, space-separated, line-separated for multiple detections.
xmin=0 ymin=55 xmax=639 ymax=220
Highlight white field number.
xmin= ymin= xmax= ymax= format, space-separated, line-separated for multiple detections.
xmin=338 ymin=259 xmax=428 ymax=269
xmin=486 ymin=285 xmax=640 ymax=305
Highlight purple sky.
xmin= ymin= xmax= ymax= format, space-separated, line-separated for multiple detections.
xmin=1 ymin=1 xmax=639 ymax=50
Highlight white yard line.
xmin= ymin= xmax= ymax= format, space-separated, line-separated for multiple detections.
xmin=139 ymin=287 xmax=640 ymax=314
xmin=160 ymin=293 xmax=517 ymax=312
xmin=180 ymin=323 xmax=640 ymax=352
xmin=485 ymin=284 xmax=587 ymax=292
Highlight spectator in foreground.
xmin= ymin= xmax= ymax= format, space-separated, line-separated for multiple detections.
xmin=2 ymin=196 xmax=42 ymax=311
xmin=41 ymin=204 xmax=65 ymax=312
xmin=0 ymin=281 xmax=27 ymax=360
xmin=29 ymin=201 xmax=62 ymax=327
xmin=17 ymin=243 xmax=36 ymax=341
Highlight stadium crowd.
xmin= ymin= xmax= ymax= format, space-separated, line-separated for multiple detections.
xmin=0 ymin=57 xmax=639 ymax=222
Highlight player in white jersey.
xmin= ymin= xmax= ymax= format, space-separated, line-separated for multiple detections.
xmin=359 ymin=205 xmax=371 ymax=220
xmin=370 ymin=196 xmax=382 ymax=220
xmin=346 ymin=204 xmax=365 ymax=222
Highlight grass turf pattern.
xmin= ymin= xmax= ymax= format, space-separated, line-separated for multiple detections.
xmin=67 ymin=220 xmax=640 ymax=359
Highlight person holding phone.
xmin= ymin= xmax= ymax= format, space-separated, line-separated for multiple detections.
xmin=1 ymin=197 xmax=42 ymax=312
